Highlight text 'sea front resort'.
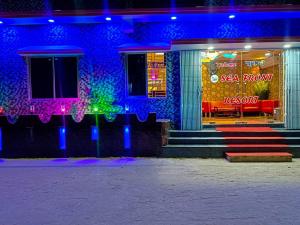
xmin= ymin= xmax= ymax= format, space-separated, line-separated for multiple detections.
xmin=1 ymin=0 xmax=300 ymax=162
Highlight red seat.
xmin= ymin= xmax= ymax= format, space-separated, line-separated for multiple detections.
xmin=261 ymin=100 xmax=279 ymax=114
xmin=202 ymin=101 xmax=211 ymax=113
xmin=241 ymin=101 xmax=261 ymax=113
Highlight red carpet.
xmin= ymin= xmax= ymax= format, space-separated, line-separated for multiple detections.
xmin=223 ymin=137 xmax=282 ymax=140
xmin=217 ymin=126 xmax=288 ymax=148
xmin=226 ymin=152 xmax=292 ymax=157
xmin=227 ymin=144 xmax=288 ymax=148
xmin=216 ymin=127 xmax=275 ymax=132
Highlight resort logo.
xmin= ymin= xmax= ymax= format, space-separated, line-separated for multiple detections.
xmin=220 ymin=74 xmax=273 ymax=83
xmin=210 ymin=74 xmax=219 ymax=83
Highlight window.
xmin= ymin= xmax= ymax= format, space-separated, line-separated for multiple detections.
xmin=147 ymin=53 xmax=166 ymax=97
xmin=30 ymin=57 xmax=78 ymax=98
xmin=126 ymin=53 xmax=167 ymax=98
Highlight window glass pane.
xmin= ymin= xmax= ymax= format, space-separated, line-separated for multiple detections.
xmin=147 ymin=53 xmax=167 ymax=97
xmin=127 ymin=54 xmax=147 ymax=96
xmin=31 ymin=57 xmax=54 ymax=98
xmin=54 ymin=57 xmax=78 ymax=98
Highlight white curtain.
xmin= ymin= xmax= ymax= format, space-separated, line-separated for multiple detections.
xmin=180 ymin=50 xmax=202 ymax=130
xmin=284 ymin=49 xmax=300 ymax=129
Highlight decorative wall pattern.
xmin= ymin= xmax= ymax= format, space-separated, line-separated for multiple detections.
xmin=0 ymin=16 xmax=299 ymax=127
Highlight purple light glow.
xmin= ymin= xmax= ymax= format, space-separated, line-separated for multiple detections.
xmin=76 ymin=158 xmax=100 ymax=164
xmin=51 ymin=158 xmax=68 ymax=162
xmin=109 ymin=157 xmax=137 ymax=166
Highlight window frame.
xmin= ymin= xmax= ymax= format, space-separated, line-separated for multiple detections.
xmin=28 ymin=56 xmax=80 ymax=100
xmin=125 ymin=52 xmax=167 ymax=99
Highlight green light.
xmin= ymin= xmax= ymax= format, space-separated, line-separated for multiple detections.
xmin=93 ymin=107 xmax=99 ymax=112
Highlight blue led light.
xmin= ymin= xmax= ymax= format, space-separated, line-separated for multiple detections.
xmin=124 ymin=125 xmax=131 ymax=149
xmin=48 ymin=19 xmax=55 ymax=23
xmin=105 ymin=17 xmax=112 ymax=21
xmin=91 ymin=126 xmax=99 ymax=141
xmin=171 ymin=16 xmax=177 ymax=20
xmin=0 ymin=21 xmax=3 ymax=24
xmin=0 ymin=128 xmax=2 ymax=152
xmin=59 ymin=127 xmax=66 ymax=150
xmin=229 ymin=14 xmax=236 ymax=19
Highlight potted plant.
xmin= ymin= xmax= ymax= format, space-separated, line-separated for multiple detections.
xmin=253 ymin=81 xmax=270 ymax=100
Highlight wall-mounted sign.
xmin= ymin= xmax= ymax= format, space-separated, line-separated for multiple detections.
xmin=224 ymin=96 xmax=259 ymax=104
xmin=220 ymin=74 xmax=273 ymax=83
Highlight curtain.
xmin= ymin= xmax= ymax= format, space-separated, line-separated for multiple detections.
xmin=284 ymin=49 xmax=300 ymax=129
xmin=180 ymin=50 xmax=202 ymax=130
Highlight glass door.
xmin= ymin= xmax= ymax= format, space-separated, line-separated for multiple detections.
xmin=202 ymin=49 xmax=284 ymax=125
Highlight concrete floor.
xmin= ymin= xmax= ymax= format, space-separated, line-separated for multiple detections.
xmin=0 ymin=158 xmax=300 ymax=225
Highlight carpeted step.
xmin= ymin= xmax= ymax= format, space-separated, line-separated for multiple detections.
xmin=226 ymin=152 xmax=292 ymax=162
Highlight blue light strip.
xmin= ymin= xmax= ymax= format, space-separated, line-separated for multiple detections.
xmin=91 ymin=126 xmax=99 ymax=141
xmin=59 ymin=127 xmax=66 ymax=150
xmin=0 ymin=128 xmax=2 ymax=152
xmin=124 ymin=125 xmax=131 ymax=149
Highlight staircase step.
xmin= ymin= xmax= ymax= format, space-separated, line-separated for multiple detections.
xmin=168 ymin=137 xmax=300 ymax=145
xmin=226 ymin=152 xmax=292 ymax=162
xmin=169 ymin=130 xmax=300 ymax=137
xmin=161 ymin=144 xmax=300 ymax=158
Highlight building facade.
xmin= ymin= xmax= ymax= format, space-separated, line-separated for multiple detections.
xmin=1 ymin=1 xmax=300 ymax=130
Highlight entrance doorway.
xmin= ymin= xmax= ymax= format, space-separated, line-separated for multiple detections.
xmin=201 ymin=49 xmax=284 ymax=125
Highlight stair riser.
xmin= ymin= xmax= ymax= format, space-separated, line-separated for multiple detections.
xmin=203 ymin=124 xmax=285 ymax=128
xmin=169 ymin=131 xmax=300 ymax=138
xmin=227 ymin=156 xmax=292 ymax=162
xmin=168 ymin=139 xmax=300 ymax=145
xmin=162 ymin=147 xmax=300 ymax=158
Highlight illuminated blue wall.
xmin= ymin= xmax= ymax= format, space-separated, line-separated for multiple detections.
xmin=0 ymin=16 xmax=299 ymax=127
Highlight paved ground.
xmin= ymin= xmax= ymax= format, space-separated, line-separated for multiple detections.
xmin=0 ymin=158 xmax=300 ymax=225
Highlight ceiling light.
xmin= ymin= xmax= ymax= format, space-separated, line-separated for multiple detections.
xmin=244 ymin=45 xmax=252 ymax=49
xmin=283 ymin=44 xmax=291 ymax=49
xmin=48 ymin=19 xmax=55 ymax=23
xmin=155 ymin=52 xmax=164 ymax=55
xmin=229 ymin=14 xmax=236 ymax=19
xmin=208 ymin=46 xmax=214 ymax=50
xmin=171 ymin=16 xmax=177 ymax=20
xmin=265 ymin=52 xmax=271 ymax=57
xmin=105 ymin=17 xmax=112 ymax=21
